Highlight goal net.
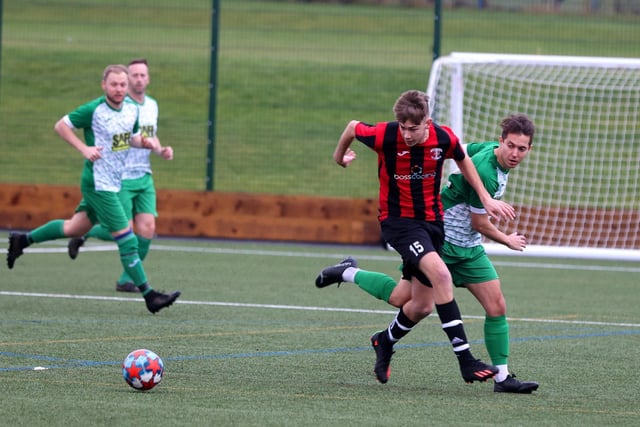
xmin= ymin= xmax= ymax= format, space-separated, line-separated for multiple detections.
xmin=427 ymin=53 xmax=640 ymax=261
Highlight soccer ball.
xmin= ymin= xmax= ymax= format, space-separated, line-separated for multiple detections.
xmin=122 ymin=349 xmax=164 ymax=391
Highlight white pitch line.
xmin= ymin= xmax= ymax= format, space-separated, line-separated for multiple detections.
xmin=5 ymin=243 xmax=640 ymax=272
xmin=1 ymin=291 xmax=638 ymax=328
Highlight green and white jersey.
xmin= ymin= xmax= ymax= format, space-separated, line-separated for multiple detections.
xmin=122 ymin=95 xmax=158 ymax=180
xmin=64 ymin=96 xmax=140 ymax=192
xmin=441 ymin=142 xmax=508 ymax=248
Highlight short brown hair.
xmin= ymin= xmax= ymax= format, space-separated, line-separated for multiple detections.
xmin=501 ymin=114 xmax=536 ymax=145
xmin=128 ymin=58 xmax=148 ymax=67
xmin=393 ymin=90 xmax=430 ymax=124
xmin=102 ymin=64 xmax=128 ymax=81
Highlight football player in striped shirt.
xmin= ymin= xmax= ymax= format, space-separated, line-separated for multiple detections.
xmin=329 ymin=90 xmax=514 ymax=384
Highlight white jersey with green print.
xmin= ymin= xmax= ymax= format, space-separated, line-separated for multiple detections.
xmin=122 ymin=95 xmax=159 ymax=180
xmin=64 ymin=96 xmax=140 ymax=192
xmin=441 ymin=142 xmax=509 ymax=248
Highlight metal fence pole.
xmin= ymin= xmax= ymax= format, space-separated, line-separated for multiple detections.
xmin=432 ymin=0 xmax=441 ymax=62
xmin=206 ymin=0 xmax=220 ymax=191
xmin=0 ymin=0 xmax=4 ymax=103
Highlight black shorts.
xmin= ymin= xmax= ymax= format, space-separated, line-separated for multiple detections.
xmin=381 ymin=217 xmax=444 ymax=287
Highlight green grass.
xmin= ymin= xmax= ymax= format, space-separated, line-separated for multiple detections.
xmin=0 ymin=0 xmax=638 ymax=196
xmin=1 ymin=233 xmax=639 ymax=426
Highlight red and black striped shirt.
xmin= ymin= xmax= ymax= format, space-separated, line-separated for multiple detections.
xmin=355 ymin=121 xmax=465 ymax=222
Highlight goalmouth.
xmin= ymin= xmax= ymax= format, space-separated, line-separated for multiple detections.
xmin=427 ymin=53 xmax=640 ymax=261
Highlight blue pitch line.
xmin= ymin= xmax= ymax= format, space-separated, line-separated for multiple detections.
xmin=2 ymin=329 xmax=639 ymax=373
xmin=0 ymin=351 xmax=121 ymax=371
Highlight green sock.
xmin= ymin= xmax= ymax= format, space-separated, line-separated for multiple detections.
xmin=86 ymin=224 xmax=114 ymax=241
xmin=354 ymin=270 xmax=397 ymax=303
xmin=115 ymin=232 xmax=151 ymax=295
xmin=117 ymin=235 xmax=151 ymax=285
xmin=484 ymin=315 xmax=510 ymax=366
xmin=137 ymin=235 xmax=151 ymax=260
xmin=29 ymin=219 xmax=65 ymax=243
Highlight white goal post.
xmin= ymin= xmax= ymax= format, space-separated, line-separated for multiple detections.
xmin=427 ymin=53 xmax=640 ymax=261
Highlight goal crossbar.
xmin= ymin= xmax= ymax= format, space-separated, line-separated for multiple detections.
xmin=445 ymin=52 xmax=640 ymax=67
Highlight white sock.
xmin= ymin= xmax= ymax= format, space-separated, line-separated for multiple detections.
xmin=495 ymin=364 xmax=509 ymax=383
xmin=342 ymin=267 xmax=359 ymax=283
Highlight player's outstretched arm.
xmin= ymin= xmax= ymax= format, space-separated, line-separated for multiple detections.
xmin=131 ymin=134 xmax=170 ymax=161
xmin=456 ymin=156 xmax=515 ymax=221
xmin=334 ymin=120 xmax=358 ymax=168
xmin=471 ymin=212 xmax=526 ymax=251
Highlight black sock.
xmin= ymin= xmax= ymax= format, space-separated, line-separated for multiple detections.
xmin=436 ymin=299 xmax=474 ymax=362
xmin=387 ymin=307 xmax=417 ymax=343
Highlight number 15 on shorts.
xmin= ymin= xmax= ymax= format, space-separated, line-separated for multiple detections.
xmin=409 ymin=241 xmax=424 ymax=256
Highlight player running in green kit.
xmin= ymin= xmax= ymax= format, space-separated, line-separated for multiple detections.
xmin=316 ymin=114 xmax=539 ymax=393
xmin=67 ymin=59 xmax=172 ymax=293
xmin=6 ymin=64 xmax=180 ymax=314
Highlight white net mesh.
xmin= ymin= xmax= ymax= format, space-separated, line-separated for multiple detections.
xmin=428 ymin=53 xmax=640 ymax=253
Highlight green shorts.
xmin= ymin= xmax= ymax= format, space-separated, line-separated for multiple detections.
xmin=76 ymin=186 xmax=130 ymax=233
xmin=441 ymin=241 xmax=499 ymax=287
xmin=119 ymin=173 xmax=158 ymax=220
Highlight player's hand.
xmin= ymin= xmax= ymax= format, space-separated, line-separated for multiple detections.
xmin=83 ymin=146 xmax=103 ymax=162
xmin=505 ymin=232 xmax=526 ymax=251
xmin=159 ymin=146 xmax=174 ymax=160
xmin=342 ymin=149 xmax=356 ymax=167
xmin=334 ymin=148 xmax=354 ymax=168
xmin=484 ymin=199 xmax=516 ymax=221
